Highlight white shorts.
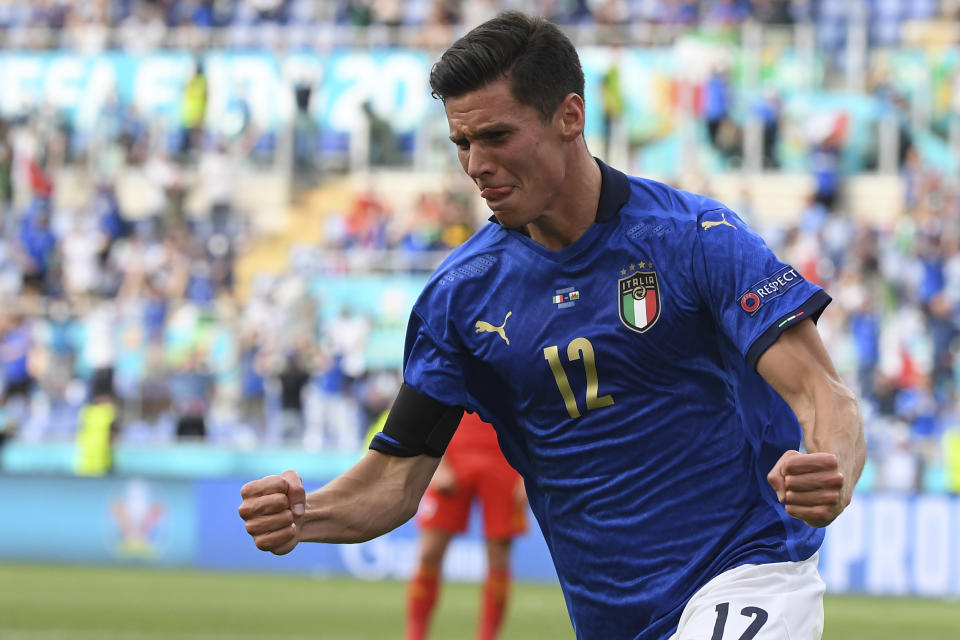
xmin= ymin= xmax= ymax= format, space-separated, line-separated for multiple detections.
xmin=668 ymin=553 xmax=824 ymax=640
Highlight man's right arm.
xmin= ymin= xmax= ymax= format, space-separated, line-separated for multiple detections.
xmin=239 ymin=451 xmax=441 ymax=555
xmin=239 ymin=373 xmax=464 ymax=554
xmin=300 ymin=450 xmax=441 ymax=543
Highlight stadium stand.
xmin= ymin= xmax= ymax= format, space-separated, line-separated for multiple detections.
xmin=0 ymin=0 xmax=958 ymax=496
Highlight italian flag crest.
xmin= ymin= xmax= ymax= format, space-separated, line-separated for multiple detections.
xmin=618 ymin=271 xmax=661 ymax=333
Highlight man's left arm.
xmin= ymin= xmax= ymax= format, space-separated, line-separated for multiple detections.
xmin=757 ymin=318 xmax=866 ymax=528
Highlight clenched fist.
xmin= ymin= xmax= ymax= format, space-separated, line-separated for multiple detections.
xmin=767 ymin=450 xmax=847 ymax=528
xmin=238 ymin=470 xmax=307 ymax=555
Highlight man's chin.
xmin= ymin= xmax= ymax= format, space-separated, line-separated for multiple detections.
xmin=490 ymin=210 xmax=526 ymax=229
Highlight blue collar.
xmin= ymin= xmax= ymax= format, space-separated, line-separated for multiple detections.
xmin=594 ymin=157 xmax=631 ymax=222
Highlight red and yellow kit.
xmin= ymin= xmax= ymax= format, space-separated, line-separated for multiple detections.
xmin=418 ymin=412 xmax=527 ymax=538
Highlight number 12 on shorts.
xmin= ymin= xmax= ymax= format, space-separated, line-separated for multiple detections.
xmin=711 ymin=603 xmax=768 ymax=640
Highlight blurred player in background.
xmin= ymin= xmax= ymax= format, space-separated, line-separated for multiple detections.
xmin=75 ymin=369 xmax=119 ymax=476
xmin=406 ymin=411 xmax=526 ymax=640
xmin=239 ymin=12 xmax=865 ymax=640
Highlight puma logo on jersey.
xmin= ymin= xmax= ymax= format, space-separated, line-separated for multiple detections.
xmin=701 ymin=212 xmax=737 ymax=231
xmin=475 ymin=311 xmax=512 ymax=345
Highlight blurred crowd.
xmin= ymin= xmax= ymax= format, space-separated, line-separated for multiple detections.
xmin=1 ymin=97 xmax=959 ymax=492
xmin=747 ymin=154 xmax=960 ymax=493
xmin=0 ymin=95 xmax=480 ymax=458
xmin=0 ymin=0 xmax=956 ymax=49
xmin=0 ymin=3 xmax=957 ymax=492
xmin=0 ymin=176 xmax=406 ymax=455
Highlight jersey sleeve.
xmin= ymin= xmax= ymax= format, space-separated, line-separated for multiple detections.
xmin=402 ymin=305 xmax=470 ymax=409
xmin=692 ymin=206 xmax=831 ymax=369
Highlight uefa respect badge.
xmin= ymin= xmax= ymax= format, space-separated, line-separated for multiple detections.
xmin=738 ymin=266 xmax=803 ymax=315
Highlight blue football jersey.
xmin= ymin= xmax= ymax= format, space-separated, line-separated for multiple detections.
xmin=400 ymin=160 xmax=830 ymax=640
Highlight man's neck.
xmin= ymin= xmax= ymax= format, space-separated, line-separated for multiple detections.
xmin=525 ymin=151 xmax=603 ymax=251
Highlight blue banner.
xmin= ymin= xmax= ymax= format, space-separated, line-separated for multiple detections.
xmin=0 ymin=49 xmax=709 ymax=140
xmin=3 ymin=474 xmax=959 ymax=595
xmin=0 ymin=475 xmax=195 ymax=565
xmin=0 ymin=51 xmax=435 ymax=135
xmin=819 ymin=493 xmax=960 ymax=596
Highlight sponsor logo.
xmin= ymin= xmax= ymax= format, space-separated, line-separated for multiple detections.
xmin=475 ymin=311 xmax=512 ymax=345
xmin=701 ymin=211 xmax=738 ymax=231
xmin=618 ymin=270 xmax=660 ymax=333
xmin=552 ymin=287 xmax=580 ymax=308
xmin=738 ymin=266 xmax=803 ymax=315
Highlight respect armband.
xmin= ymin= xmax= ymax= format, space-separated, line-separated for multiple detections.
xmin=368 ymin=383 xmax=463 ymax=458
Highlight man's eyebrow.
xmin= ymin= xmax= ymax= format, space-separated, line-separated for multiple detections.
xmin=449 ymin=124 xmax=515 ymax=144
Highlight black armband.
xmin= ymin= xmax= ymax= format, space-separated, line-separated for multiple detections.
xmin=369 ymin=383 xmax=463 ymax=458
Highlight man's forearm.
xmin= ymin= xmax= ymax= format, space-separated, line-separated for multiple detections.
xmin=804 ymin=375 xmax=865 ymax=501
xmin=757 ymin=319 xmax=867 ymax=513
xmin=297 ymin=450 xmax=440 ymax=544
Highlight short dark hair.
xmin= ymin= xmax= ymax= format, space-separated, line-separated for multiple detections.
xmin=428 ymin=11 xmax=585 ymax=122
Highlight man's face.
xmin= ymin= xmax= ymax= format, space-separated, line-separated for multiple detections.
xmin=445 ymin=79 xmax=566 ymax=229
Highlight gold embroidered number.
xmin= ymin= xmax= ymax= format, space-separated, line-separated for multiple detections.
xmin=543 ymin=345 xmax=580 ymax=418
xmin=543 ymin=338 xmax=615 ymax=419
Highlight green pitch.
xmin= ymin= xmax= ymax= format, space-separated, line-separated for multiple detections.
xmin=0 ymin=564 xmax=958 ymax=639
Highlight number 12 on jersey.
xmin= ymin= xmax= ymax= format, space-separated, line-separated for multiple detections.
xmin=543 ymin=338 xmax=614 ymax=419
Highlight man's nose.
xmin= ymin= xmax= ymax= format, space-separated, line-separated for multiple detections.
xmin=465 ymin=147 xmax=493 ymax=179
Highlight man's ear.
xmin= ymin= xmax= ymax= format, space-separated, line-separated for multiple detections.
xmin=554 ymin=92 xmax=586 ymax=141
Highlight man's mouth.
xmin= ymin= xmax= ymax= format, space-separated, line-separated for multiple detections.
xmin=480 ymin=186 xmax=514 ymax=201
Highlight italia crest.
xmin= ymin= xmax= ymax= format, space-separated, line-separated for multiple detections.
xmin=619 ymin=271 xmax=660 ymax=333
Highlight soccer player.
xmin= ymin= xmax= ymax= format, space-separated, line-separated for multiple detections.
xmin=238 ymin=12 xmax=865 ymax=640
xmin=406 ymin=411 xmax=526 ymax=640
